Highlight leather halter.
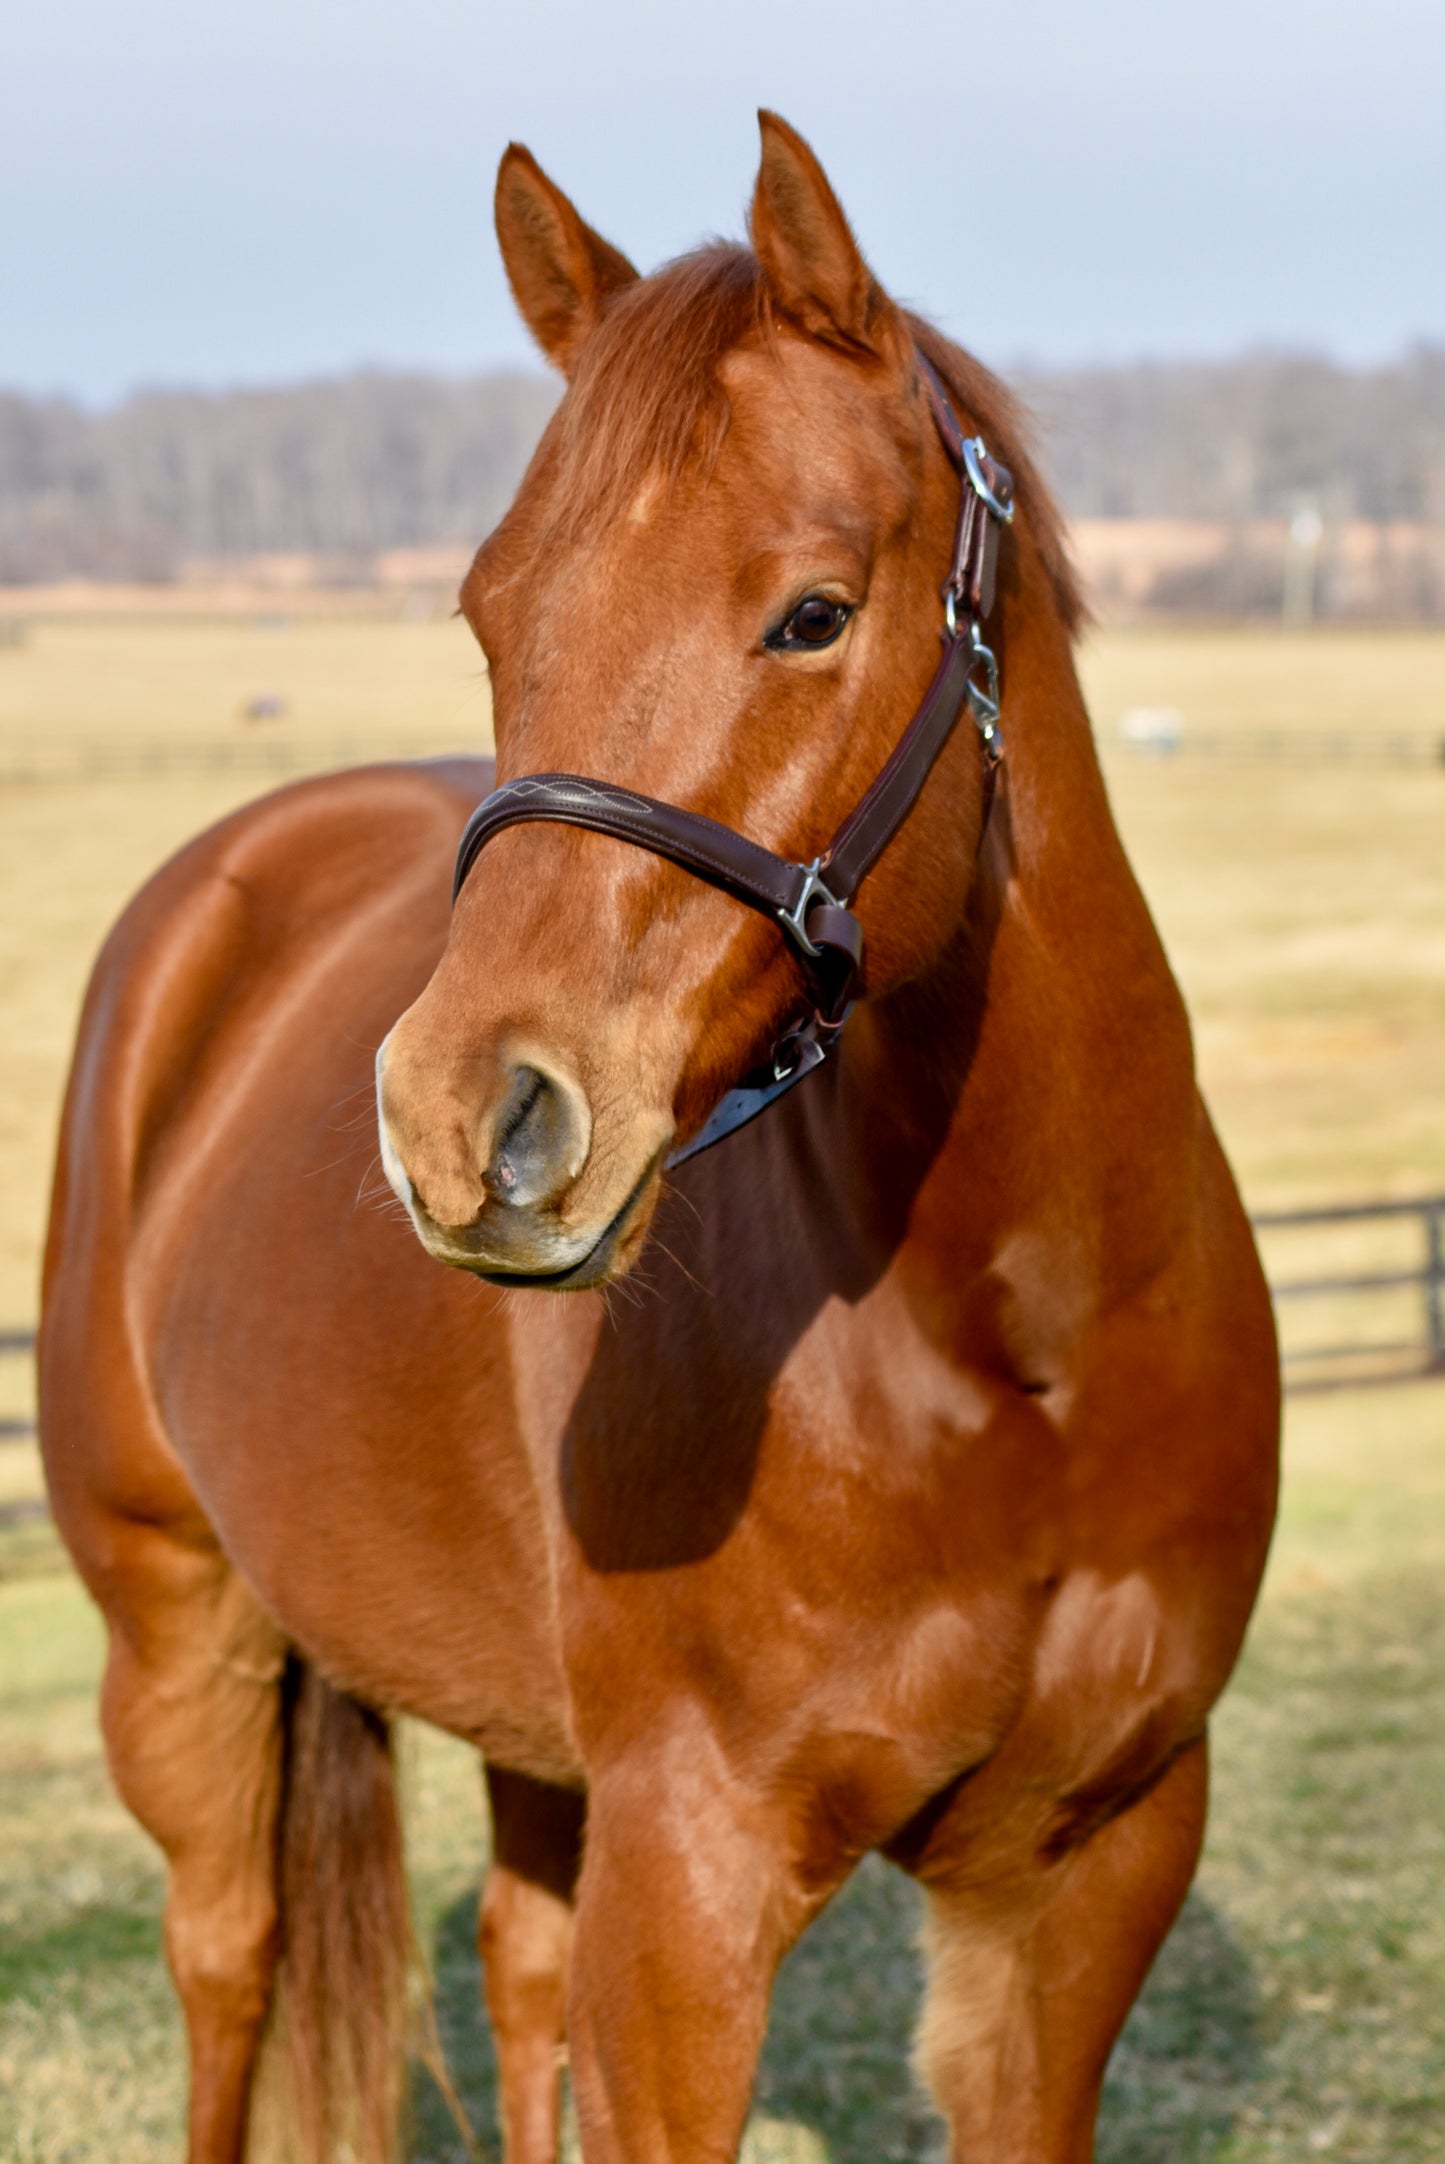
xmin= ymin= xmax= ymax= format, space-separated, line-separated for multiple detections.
xmin=452 ymin=353 xmax=1015 ymax=1168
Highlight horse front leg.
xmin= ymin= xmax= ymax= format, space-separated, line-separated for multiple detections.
xmin=564 ymin=1738 xmax=809 ymax=2164
xmin=912 ymin=1736 xmax=1209 ymax=2164
xmin=94 ymin=1532 xmax=288 ymax=2164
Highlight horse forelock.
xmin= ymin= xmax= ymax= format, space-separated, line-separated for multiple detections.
xmin=530 ymin=243 xmax=1084 ymax=642
xmin=544 ymin=245 xmax=771 ymax=534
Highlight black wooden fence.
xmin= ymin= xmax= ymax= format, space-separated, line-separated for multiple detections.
xmin=1 ymin=725 xmax=1441 ymax=789
xmin=0 ymin=1328 xmax=34 ymax=1443
xmin=0 ymin=735 xmax=482 ymax=785
xmin=2 ymin=1196 xmax=1442 ymax=1522
xmin=1252 ymin=1194 xmax=1445 ymax=1386
xmin=0 ymin=1328 xmax=45 ymax=1527
xmin=1115 ymin=726 xmax=1445 ymax=767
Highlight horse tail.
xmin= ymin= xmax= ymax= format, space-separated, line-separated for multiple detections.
xmin=257 ymin=1658 xmax=411 ymax=2164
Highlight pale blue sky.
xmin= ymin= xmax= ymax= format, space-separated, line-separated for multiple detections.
xmin=6 ymin=0 xmax=1443 ymax=403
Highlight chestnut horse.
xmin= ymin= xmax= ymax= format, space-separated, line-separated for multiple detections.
xmin=40 ymin=115 xmax=1278 ymax=2164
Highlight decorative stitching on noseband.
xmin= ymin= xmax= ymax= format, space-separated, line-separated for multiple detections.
xmin=506 ymin=777 xmax=657 ymax=819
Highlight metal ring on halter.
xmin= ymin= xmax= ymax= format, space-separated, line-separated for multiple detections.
xmin=776 ymin=857 xmax=843 ymax=960
xmin=771 ymin=1030 xmax=808 ymax=1083
xmin=962 ymin=435 xmax=1016 ymax=523
xmin=963 ymin=625 xmax=1001 ymax=734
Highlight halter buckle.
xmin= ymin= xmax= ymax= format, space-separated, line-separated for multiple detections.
xmin=962 ymin=435 xmax=1015 ymax=524
xmin=777 ymin=857 xmax=843 ymax=959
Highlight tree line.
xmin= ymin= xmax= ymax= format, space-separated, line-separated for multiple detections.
xmin=2 ymin=348 xmax=1442 ymax=606
xmin=0 ymin=371 xmax=558 ymax=583
xmin=1014 ymin=346 xmax=1445 ymax=526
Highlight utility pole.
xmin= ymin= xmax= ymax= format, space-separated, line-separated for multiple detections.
xmin=1283 ymin=505 xmax=1323 ymax=625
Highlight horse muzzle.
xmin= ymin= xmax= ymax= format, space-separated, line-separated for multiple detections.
xmin=375 ymin=1030 xmax=668 ymax=1287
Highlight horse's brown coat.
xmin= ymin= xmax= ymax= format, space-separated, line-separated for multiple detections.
xmin=40 ymin=115 xmax=1278 ymax=2164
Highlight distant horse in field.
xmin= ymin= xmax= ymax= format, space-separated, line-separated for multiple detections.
xmin=40 ymin=113 xmax=1278 ymax=2164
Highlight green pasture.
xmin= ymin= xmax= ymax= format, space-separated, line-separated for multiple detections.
xmin=4 ymin=1380 xmax=1443 ymax=2164
xmin=1 ymin=617 xmax=1443 ymax=2158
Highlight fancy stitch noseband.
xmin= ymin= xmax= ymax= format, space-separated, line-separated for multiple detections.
xmin=452 ymin=354 xmax=1014 ymax=1168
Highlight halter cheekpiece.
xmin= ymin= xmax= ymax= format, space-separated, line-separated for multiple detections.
xmin=452 ymin=353 xmax=1014 ymax=1167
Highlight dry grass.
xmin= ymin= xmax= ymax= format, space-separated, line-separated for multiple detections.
xmin=1079 ymin=623 xmax=1445 ymax=739
xmin=0 ymin=615 xmax=1443 ymax=2160
xmin=1080 ymin=632 xmax=1445 ymax=1215
xmin=0 ymin=613 xmax=490 ymax=1323
xmin=0 ymin=612 xmax=488 ymax=746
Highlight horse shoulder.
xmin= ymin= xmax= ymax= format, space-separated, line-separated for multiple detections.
xmin=42 ymin=760 xmax=580 ymax=1775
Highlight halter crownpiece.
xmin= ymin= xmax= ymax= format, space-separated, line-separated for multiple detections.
xmin=451 ymin=349 xmax=1014 ymax=1167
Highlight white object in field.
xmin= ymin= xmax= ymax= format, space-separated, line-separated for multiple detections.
xmin=1118 ymin=706 xmax=1184 ymax=753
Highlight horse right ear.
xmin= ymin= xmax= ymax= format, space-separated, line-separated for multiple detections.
xmin=494 ymin=145 xmax=639 ymax=378
xmin=750 ymin=111 xmax=902 ymax=362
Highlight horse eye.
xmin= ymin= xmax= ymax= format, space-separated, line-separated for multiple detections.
xmin=770 ymin=594 xmax=852 ymax=651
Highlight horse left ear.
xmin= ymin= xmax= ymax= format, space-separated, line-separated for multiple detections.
xmin=750 ymin=112 xmax=903 ymax=359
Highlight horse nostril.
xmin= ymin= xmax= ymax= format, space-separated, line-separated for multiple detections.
xmin=486 ymin=1062 xmax=589 ymax=1210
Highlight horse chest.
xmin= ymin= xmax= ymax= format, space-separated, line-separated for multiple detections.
xmin=560 ymin=1352 xmax=1203 ymax=1869
xmin=564 ymin=1450 xmax=1048 ymax=1837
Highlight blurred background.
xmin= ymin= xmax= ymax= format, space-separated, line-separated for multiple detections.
xmin=2 ymin=4 xmax=1442 ymax=2160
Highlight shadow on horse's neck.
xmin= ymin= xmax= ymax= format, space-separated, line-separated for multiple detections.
xmin=554 ymin=796 xmax=1022 ymax=1575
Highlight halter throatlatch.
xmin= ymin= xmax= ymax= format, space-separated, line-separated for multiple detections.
xmin=451 ymin=352 xmax=1014 ymax=1167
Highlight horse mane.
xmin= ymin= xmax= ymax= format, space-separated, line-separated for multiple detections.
xmin=546 ymin=243 xmax=1085 ymax=638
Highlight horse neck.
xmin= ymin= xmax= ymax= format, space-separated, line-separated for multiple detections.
xmin=826 ymin=588 xmax=1200 ymax=1325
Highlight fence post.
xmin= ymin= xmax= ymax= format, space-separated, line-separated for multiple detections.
xmin=1427 ymin=1203 xmax=1445 ymax=1372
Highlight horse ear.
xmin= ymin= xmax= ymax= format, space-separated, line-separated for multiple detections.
xmin=495 ymin=144 xmax=640 ymax=377
xmin=750 ymin=112 xmax=900 ymax=357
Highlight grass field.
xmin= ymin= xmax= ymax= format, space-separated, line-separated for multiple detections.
xmin=1 ymin=614 xmax=1443 ymax=2161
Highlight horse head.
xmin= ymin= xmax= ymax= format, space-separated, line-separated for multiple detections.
xmin=377 ymin=114 xmax=1075 ymax=1287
